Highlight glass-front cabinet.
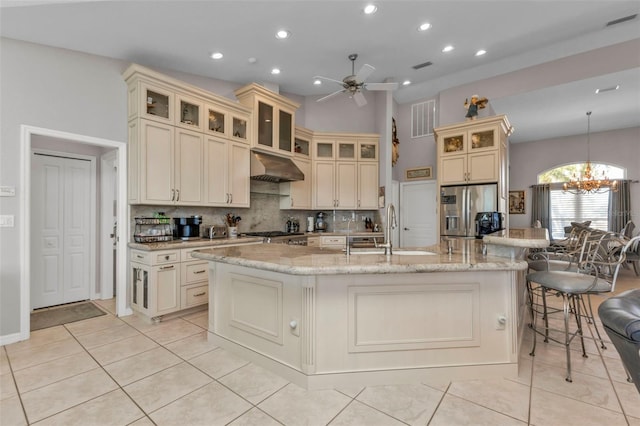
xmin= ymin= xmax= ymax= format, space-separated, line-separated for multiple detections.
xmin=176 ymin=94 xmax=203 ymax=131
xmin=441 ymin=126 xmax=497 ymax=156
xmin=235 ymin=83 xmax=300 ymax=156
xmin=232 ymin=116 xmax=248 ymax=142
xmin=206 ymin=106 xmax=225 ymax=135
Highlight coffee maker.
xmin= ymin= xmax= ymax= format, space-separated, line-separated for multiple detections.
xmin=173 ymin=216 xmax=202 ymax=240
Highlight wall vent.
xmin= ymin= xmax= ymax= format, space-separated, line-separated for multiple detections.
xmin=605 ymin=14 xmax=637 ymax=27
xmin=412 ymin=61 xmax=433 ymax=70
xmin=411 ymin=99 xmax=436 ymax=138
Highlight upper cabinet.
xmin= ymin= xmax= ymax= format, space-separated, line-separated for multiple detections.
xmin=435 ymin=115 xmax=512 ymax=186
xmin=234 ymin=83 xmax=300 ymax=156
xmin=124 ymin=64 xmax=252 ymax=206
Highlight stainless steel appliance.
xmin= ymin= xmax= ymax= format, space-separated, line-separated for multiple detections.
xmin=474 ymin=211 xmax=504 ymax=237
xmin=202 ymin=224 xmax=227 ymax=239
xmin=243 ymin=231 xmax=307 ymax=245
xmin=173 ymin=216 xmax=202 ymax=240
xmin=315 ymin=212 xmax=327 ymax=232
xmin=440 ymin=183 xmax=498 ymax=238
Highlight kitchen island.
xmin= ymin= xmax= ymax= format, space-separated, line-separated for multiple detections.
xmin=192 ymin=240 xmax=530 ymax=389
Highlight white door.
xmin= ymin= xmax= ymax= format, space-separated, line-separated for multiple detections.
xmin=400 ymin=180 xmax=438 ymax=248
xmin=31 ymin=153 xmax=92 ymax=309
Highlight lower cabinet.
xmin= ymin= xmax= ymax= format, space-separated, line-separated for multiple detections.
xmin=130 ymin=248 xmax=207 ymax=319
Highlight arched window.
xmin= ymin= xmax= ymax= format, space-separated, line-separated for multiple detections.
xmin=536 ymin=163 xmax=626 ymax=239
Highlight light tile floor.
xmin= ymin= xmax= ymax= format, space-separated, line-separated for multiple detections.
xmin=2 ymin=269 xmax=638 ymax=425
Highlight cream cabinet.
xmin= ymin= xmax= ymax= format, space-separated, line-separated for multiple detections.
xmin=124 ymin=64 xmax=252 ymax=207
xmin=234 ymin=83 xmax=300 ymax=156
xmin=435 ymin=116 xmax=511 ymax=186
xmin=312 ymin=134 xmax=379 ymax=210
xmin=128 ymin=119 xmax=203 ymax=205
xmin=280 ymin=127 xmax=313 ymax=210
xmin=203 ymin=134 xmax=250 ymax=207
xmin=306 ymin=235 xmax=346 ymax=249
xmin=131 ymin=249 xmax=181 ymax=318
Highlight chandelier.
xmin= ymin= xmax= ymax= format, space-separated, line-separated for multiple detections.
xmin=563 ymin=111 xmax=618 ymax=194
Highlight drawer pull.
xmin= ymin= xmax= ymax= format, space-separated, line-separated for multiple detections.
xmin=164 ymin=255 xmax=170 ymax=260
xmin=193 ymin=292 xmax=206 ymax=297
xmin=194 ymin=270 xmax=206 ymax=274
xmin=160 ymin=265 xmax=174 ymax=270
xmin=136 ymin=254 xmax=144 ymax=259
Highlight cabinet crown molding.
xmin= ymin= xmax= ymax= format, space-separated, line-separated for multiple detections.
xmin=434 ymin=114 xmax=513 ymax=139
xmin=234 ymin=82 xmax=301 ymax=111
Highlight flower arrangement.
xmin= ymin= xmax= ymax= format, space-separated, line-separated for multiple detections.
xmin=225 ymin=213 xmax=242 ymax=227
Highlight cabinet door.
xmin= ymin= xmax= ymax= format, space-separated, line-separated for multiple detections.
xmin=205 ymin=104 xmax=226 ymax=136
xmin=439 ymin=155 xmax=467 ymax=185
xmin=131 ymin=262 xmax=150 ymax=313
xmin=152 ymin=263 xmax=180 ymax=315
xmin=313 ymin=161 xmax=336 ymax=209
xmin=174 ymin=128 xmax=203 ymax=205
xmin=228 ymin=142 xmax=250 ymax=207
xmin=468 ymin=127 xmax=497 ymax=153
xmin=257 ymin=101 xmax=274 ymax=149
xmin=358 ymin=162 xmax=379 ymax=209
xmin=231 ymin=115 xmax=249 ymax=143
xmin=203 ymin=135 xmax=229 ymax=205
xmin=278 ymin=109 xmax=293 ymax=154
xmin=141 ymin=120 xmax=174 ymax=204
xmin=314 ymin=140 xmax=335 ymax=160
xmin=440 ymin=133 xmax=466 ymax=156
xmin=140 ymin=83 xmax=173 ymax=124
xmin=176 ymin=94 xmax=203 ymax=131
xmin=358 ymin=139 xmax=378 ymax=161
xmin=337 ymin=140 xmax=356 ymax=161
xmin=336 ymin=161 xmax=357 ymax=209
xmin=287 ymin=158 xmax=312 ymax=209
xmin=468 ymin=151 xmax=499 ymax=183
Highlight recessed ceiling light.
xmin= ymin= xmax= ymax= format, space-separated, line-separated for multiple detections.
xmin=475 ymin=49 xmax=487 ymax=56
xmin=210 ymin=52 xmax=223 ymax=60
xmin=418 ymin=22 xmax=431 ymax=31
xmin=595 ymin=85 xmax=620 ymax=94
xmin=275 ymin=29 xmax=290 ymax=39
xmin=402 ymin=80 xmax=411 ymax=86
xmin=313 ymin=79 xmax=322 ymax=85
xmin=364 ymin=4 xmax=377 ymax=14
xmin=442 ymin=45 xmax=454 ymax=53
xmin=271 ymin=68 xmax=281 ymax=75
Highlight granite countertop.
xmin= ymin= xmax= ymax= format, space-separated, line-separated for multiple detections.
xmin=305 ymin=232 xmax=384 ymax=238
xmin=128 ymin=236 xmax=264 ymax=251
xmin=191 ymin=240 xmax=527 ymax=275
xmin=482 ymin=227 xmax=550 ymax=248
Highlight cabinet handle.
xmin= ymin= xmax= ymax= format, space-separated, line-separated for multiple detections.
xmin=171 ymin=189 xmax=175 ymax=201
xmin=291 ymin=198 xmax=294 ymax=207
xmin=160 ymin=265 xmax=174 ymax=270
xmin=230 ymin=193 xmax=233 ymax=203
xmin=194 ymin=270 xmax=206 ymax=274
xmin=176 ymin=189 xmax=180 ymax=201
xmin=358 ymin=200 xmax=361 ymax=208
xmin=136 ymin=254 xmax=144 ymax=259
xmin=226 ymin=193 xmax=230 ymax=203
xmin=193 ymin=292 xmax=206 ymax=297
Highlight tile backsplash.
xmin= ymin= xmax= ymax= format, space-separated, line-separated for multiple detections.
xmin=130 ymin=181 xmax=380 ymax=238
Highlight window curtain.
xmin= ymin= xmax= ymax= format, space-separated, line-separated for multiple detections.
xmin=608 ymin=179 xmax=632 ymax=233
xmin=531 ymin=184 xmax=551 ymax=231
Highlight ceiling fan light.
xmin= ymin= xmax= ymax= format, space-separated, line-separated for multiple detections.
xmin=364 ymin=4 xmax=377 ymax=14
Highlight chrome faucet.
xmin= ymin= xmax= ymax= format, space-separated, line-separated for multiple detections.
xmin=376 ymin=203 xmax=397 ymax=255
xmin=345 ymin=218 xmax=353 ymax=257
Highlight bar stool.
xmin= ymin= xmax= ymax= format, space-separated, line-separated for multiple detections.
xmin=527 ymin=233 xmax=628 ymax=382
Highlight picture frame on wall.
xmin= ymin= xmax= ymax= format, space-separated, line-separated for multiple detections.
xmin=405 ymin=166 xmax=433 ymax=181
xmin=509 ymin=190 xmax=525 ymax=214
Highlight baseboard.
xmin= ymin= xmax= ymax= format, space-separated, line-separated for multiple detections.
xmin=0 ymin=331 xmax=27 ymax=346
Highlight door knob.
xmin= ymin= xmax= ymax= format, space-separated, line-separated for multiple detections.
xmin=404 ymin=227 xmax=409 ymax=231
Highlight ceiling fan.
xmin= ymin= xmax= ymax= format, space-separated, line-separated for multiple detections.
xmin=314 ymin=53 xmax=398 ymax=107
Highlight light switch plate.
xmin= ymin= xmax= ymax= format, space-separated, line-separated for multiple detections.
xmin=0 ymin=215 xmax=15 ymax=227
xmin=0 ymin=186 xmax=16 ymax=197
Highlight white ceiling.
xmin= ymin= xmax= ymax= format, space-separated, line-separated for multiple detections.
xmin=1 ymin=0 xmax=639 ymax=142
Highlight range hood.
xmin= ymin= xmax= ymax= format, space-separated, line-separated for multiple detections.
xmin=250 ymin=151 xmax=304 ymax=183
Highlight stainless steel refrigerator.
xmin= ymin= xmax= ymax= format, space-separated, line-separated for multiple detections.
xmin=440 ymin=183 xmax=498 ymax=237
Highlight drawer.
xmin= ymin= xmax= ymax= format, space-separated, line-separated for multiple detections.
xmin=131 ymin=249 xmax=180 ymax=266
xmin=181 ymin=261 xmax=209 ymax=286
xmin=307 ymin=237 xmax=320 ymax=247
xmin=321 ymin=236 xmax=346 ymax=246
xmin=181 ymin=284 xmax=208 ymax=309
xmin=182 ymin=247 xmax=206 ymax=262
